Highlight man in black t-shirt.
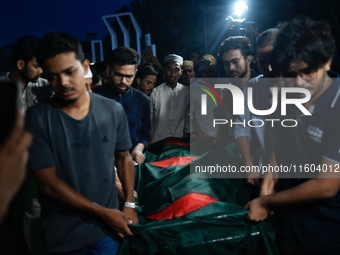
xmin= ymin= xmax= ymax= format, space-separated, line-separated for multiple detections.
xmin=245 ymin=17 xmax=340 ymax=255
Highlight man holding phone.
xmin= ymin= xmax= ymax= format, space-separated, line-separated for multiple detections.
xmin=26 ymin=32 xmax=137 ymax=255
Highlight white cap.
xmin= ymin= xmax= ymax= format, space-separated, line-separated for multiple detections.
xmin=84 ymin=67 xmax=93 ymax=78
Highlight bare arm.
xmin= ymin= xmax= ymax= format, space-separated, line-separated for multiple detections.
xmin=0 ymin=110 xmax=32 ymax=221
xmin=237 ymin=136 xmax=253 ymax=165
xmin=237 ymin=136 xmax=257 ymax=184
xmin=34 ymin=167 xmax=133 ymax=237
xmin=234 ymin=83 xmax=259 ymax=184
xmin=245 ymin=158 xmax=340 ymax=221
xmin=259 ymin=151 xmax=279 ymax=196
xmin=115 ymin=150 xmax=138 ymax=224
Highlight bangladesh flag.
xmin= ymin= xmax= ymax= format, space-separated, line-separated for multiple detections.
xmin=118 ymin=137 xmax=277 ymax=255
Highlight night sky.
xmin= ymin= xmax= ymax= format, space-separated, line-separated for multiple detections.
xmin=1 ymin=0 xmax=133 ymax=48
xmin=2 ymin=0 xmax=340 ymax=56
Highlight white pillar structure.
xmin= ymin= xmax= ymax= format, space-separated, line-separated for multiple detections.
xmin=91 ymin=40 xmax=104 ymax=62
xmin=102 ymin=12 xmax=142 ymax=55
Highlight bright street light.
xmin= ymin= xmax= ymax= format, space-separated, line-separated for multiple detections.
xmin=233 ymin=1 xmax=248 ymax=17
xmin=226 ymin=1 xmax=248 ymax=23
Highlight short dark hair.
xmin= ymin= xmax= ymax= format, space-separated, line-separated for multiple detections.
xmin=136 ymin=62 xmax=158 ymax=80
xmin=256 ymin=28 xmax=279 ymax=49
xmin=218 ymin=36 xmax=252 ymax=58
xmin=93 ymin=60 xmax=108 ymax=73
xmin=109 ymin=47 xmax=139 ymax=68
xmin=11 ymin=35 xmax=40 ymax=68
xmin=37 ymin=31 xmax=84 ymax=66
xmin=184 ymin=47 xmax=200 ymax=59
xmin=272 ymin=17 xmax=336 ymax=74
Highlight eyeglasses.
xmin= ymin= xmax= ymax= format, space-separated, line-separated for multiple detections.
xmin=110 ymin=68 xmax=135 ymax=82
xmin=282 ymin=70 xmax=317 ymax=82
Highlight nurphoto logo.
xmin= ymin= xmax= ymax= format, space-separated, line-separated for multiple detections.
xmin=199 ymin=81 xmax=311 ymax=128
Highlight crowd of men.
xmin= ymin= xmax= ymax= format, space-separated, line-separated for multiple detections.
xmin=0 ymin=15 xmax=339 ymax=255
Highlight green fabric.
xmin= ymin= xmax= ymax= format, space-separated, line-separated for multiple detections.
xmin=121 ymin=212 xmax=276 ymax=255
xmin=119 ymin=138 xmax=278 ymax=255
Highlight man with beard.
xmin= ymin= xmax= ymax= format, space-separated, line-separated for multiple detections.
xmin=0 ymin=35 xmax=52 ymax=110
xmin=214 ymin=36 xmax=258 ymax=124
xmin=218 ymin=36 xmax=257 ymax=89
xmin=26 ymin=32 xmax=137 ymax=255
xmin=134 ymin=62 xmax=158 ymax=96
xmin=94 ymin=47 xmax=150 ymax=164
xmin=179 ymin=60 xmax=195 ymax=86
xmin=150 ymin=54 xmax=190 ymax=143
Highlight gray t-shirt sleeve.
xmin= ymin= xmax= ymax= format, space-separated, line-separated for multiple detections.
xmin=26 ymin=106 xmax=55 ymax=171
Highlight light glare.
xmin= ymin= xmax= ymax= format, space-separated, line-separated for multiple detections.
xmin=233 ymin=1 xmax=248 ymax=16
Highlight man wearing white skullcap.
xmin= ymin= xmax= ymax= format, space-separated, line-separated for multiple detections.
xmin=149 ymin=54 xmax=190 ymax=143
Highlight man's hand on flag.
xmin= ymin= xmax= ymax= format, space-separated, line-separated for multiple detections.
xmin=123 ymin=206 xmax=139 ymax=225
xmin=244 ymin=197 xmax=269 ymax=222
xmin=131 ymin=143 xmax=146 ymax=164
xmin=99 ymin=208 xmax=134 ymax=238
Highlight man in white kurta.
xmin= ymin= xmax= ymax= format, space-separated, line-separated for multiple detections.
xmin=150 ymin=54 xmax=190 ymax=143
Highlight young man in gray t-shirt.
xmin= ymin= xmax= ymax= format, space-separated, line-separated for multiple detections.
xmin=26 ymin=32 xmax=137 ymax=254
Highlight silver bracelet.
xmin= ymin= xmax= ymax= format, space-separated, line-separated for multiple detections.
xmin=124 ymin=202 xmax=137 ymax=209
